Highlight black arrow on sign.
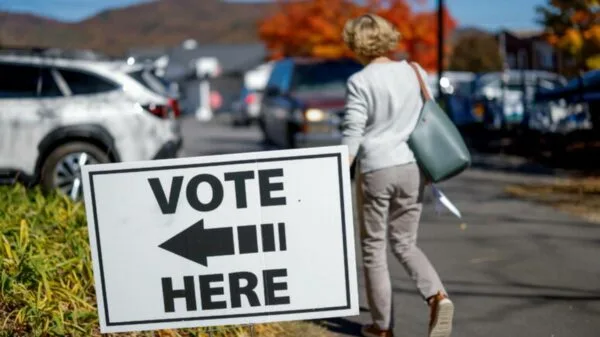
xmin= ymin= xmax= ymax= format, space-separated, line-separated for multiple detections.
xmin=158 ymin=219 xmax=234 ymax=267
xmin=159 ymin=220 xmax=288 ymax=267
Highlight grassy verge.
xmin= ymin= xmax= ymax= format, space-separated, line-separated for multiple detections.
xmin=0 ymin=185 xmax=332 ymax=337
xmin=505 ymin=176 xmax=600 ymax=224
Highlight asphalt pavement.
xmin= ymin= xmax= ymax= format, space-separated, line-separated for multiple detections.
xmin=181 ymin=114 xmax=600 ymax=337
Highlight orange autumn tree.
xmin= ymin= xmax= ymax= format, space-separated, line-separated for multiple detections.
xmin=258 ymin=0 xmax=457 ymax=71
xmin=537 ymin=0 xmax=600 ymax=70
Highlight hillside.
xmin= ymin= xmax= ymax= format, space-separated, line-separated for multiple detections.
xmin=0 ymin=0 xmax=275 ymax=56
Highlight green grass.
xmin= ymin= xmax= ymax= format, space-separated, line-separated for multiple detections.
xmin=0 ymin=185 xmax=332 ymax=337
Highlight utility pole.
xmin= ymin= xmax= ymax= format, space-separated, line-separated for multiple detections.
xmin=437 ymin=0 xmax=444 ymax=100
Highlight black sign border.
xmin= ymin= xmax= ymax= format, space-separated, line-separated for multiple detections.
xmin=88 ymin=152 xmax=351 ymax=326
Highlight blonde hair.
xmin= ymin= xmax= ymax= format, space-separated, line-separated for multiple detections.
xmin=342 ymin=14 xmax=400 ymax=59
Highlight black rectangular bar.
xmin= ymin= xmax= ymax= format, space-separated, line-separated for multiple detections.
xmin=278 ymin=222 xmax=287 ymax=251
xmin=237 ymin=225 xmax=258 ymax=254
xmin=261 ymin=223 xmax=276 ymax=252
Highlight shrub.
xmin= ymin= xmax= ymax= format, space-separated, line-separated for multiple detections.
xmin=0 ymin=185 xmax=327 ymax=337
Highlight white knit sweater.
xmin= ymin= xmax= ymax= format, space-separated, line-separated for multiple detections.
xmin=342 ymin=60 xmax=433 ymax=173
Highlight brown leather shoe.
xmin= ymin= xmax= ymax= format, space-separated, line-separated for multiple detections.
xmin=360 ymin=324 xmax=394 ymax=337
xmin=428 ymin=291 xmax=454 ymax=337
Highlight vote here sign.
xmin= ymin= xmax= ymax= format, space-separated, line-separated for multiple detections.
xmin=80 ymin=145 xmax=359 ymax=333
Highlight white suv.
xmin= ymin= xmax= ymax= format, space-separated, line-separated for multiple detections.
xmin=0 ymin=49 xmax=183 ymax=200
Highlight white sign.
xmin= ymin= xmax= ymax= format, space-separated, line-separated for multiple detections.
xmin=81 ymin=146 xmax=359 ymax=333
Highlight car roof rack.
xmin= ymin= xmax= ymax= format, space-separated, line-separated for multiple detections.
xmin=0 ymin=46 xmax=119 ymax=61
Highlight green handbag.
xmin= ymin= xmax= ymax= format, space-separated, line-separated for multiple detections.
xmin=407 ymin=63 xmax=471 ymax=183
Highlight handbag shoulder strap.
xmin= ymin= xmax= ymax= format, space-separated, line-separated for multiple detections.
xmin=408 ymin=62 xmax=431 ymax=102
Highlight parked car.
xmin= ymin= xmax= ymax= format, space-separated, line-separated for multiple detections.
xmin=536 ymin=70 xmax=600 ymax=102
xmin=534 ymin=69 xmax=600 ymax=131
xmin=429 ymin=71 xmax=478 ymax=126
xmin=232 ymin=86 xmax=263 ymax=126
xmin=259 ymin=58 xmax=363 ymax=149
xmin=425 ymin=71 xmax=476 ymax=98
xmin=232 ymin=62 xmax=273 ymax=126
xmin=469 ymin=70 xmax=567 ymax=129
xmin=0 ymin=48 xmax=182 ymax=201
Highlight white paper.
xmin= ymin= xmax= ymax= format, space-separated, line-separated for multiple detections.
xmin=431 ymin=184 xmax=462 ymax=218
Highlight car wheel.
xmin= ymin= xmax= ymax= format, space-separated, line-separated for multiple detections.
xmin=40 ymin=142 xmax=110 ymax=201
xmin=286 ymin=122 xmax=298 ymax=148
xmin=233 ymin=117 xmax=251 ymax=128
xmin=259 ymin=117 xmax=273 ymax=145
xmin=232 ymin=117 xmax=243 ymax=127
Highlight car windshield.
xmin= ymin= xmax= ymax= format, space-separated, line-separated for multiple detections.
xmin=292 ymin=60 xmax=363 ymax=95
xmin=128 ymin=68 xmax=170 ymax=96
xmin=451 ymin=81 xmax=475 ymax=96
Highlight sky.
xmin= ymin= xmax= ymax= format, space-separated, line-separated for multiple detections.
xmin=0 ymin=0 xmax=547 ymax=31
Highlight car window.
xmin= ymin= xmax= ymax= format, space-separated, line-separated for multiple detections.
xmin=265 ymin=61 xmax=287 ymax=93
xmin=265 ymin=59 xmax=295 ymax=95
xmin=291 ymin=60 xmax=363 ymax=95
xmin=0 ymin=63 xmax=40 ymax=98
xmin=128 ymin=69 xmax=169 ymax=96
xmin=239 ymin=87 xmax=249 ymax=99
xmin=58 ymin=68 xmax=119 ymax=95
xmin=40 ymin=69 xmax=63 ymax=98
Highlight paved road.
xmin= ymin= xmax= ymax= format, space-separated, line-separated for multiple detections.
xmin=181 ymin=115 xmax=600 ymax=337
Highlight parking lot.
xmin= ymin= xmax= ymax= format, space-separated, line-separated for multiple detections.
xmin=180 ymin=114 xmax=600 ymax=337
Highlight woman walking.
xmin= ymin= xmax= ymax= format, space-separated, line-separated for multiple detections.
xmin=341 ymin=14 xmax=454 ymax=337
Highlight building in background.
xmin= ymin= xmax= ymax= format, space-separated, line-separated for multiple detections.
xmin=128 ymin=41 xmax=268 ymax=118
xmin=497 ymin=30 xmax=577 ymax=75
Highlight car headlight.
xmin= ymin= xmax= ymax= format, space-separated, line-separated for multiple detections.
xmin=305 ymin=108 xmax=326 ymax=122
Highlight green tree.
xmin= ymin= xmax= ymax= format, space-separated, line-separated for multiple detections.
xmin=448 ymin=32 xmax=503 ymax=73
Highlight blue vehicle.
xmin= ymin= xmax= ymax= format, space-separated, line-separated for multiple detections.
xmin=258 ymin=57 xmax=363 ymax=149
xmin=536 ymin=70 xmax=600 ymax=102
xmin=467 ymin=70 xmax=567 ymax=130
xmin=534 ymin=70 xmax=600 ymax=132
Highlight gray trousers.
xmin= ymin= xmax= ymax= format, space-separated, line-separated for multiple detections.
xmin=357 ymin=162 xmax=446 ymax=330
